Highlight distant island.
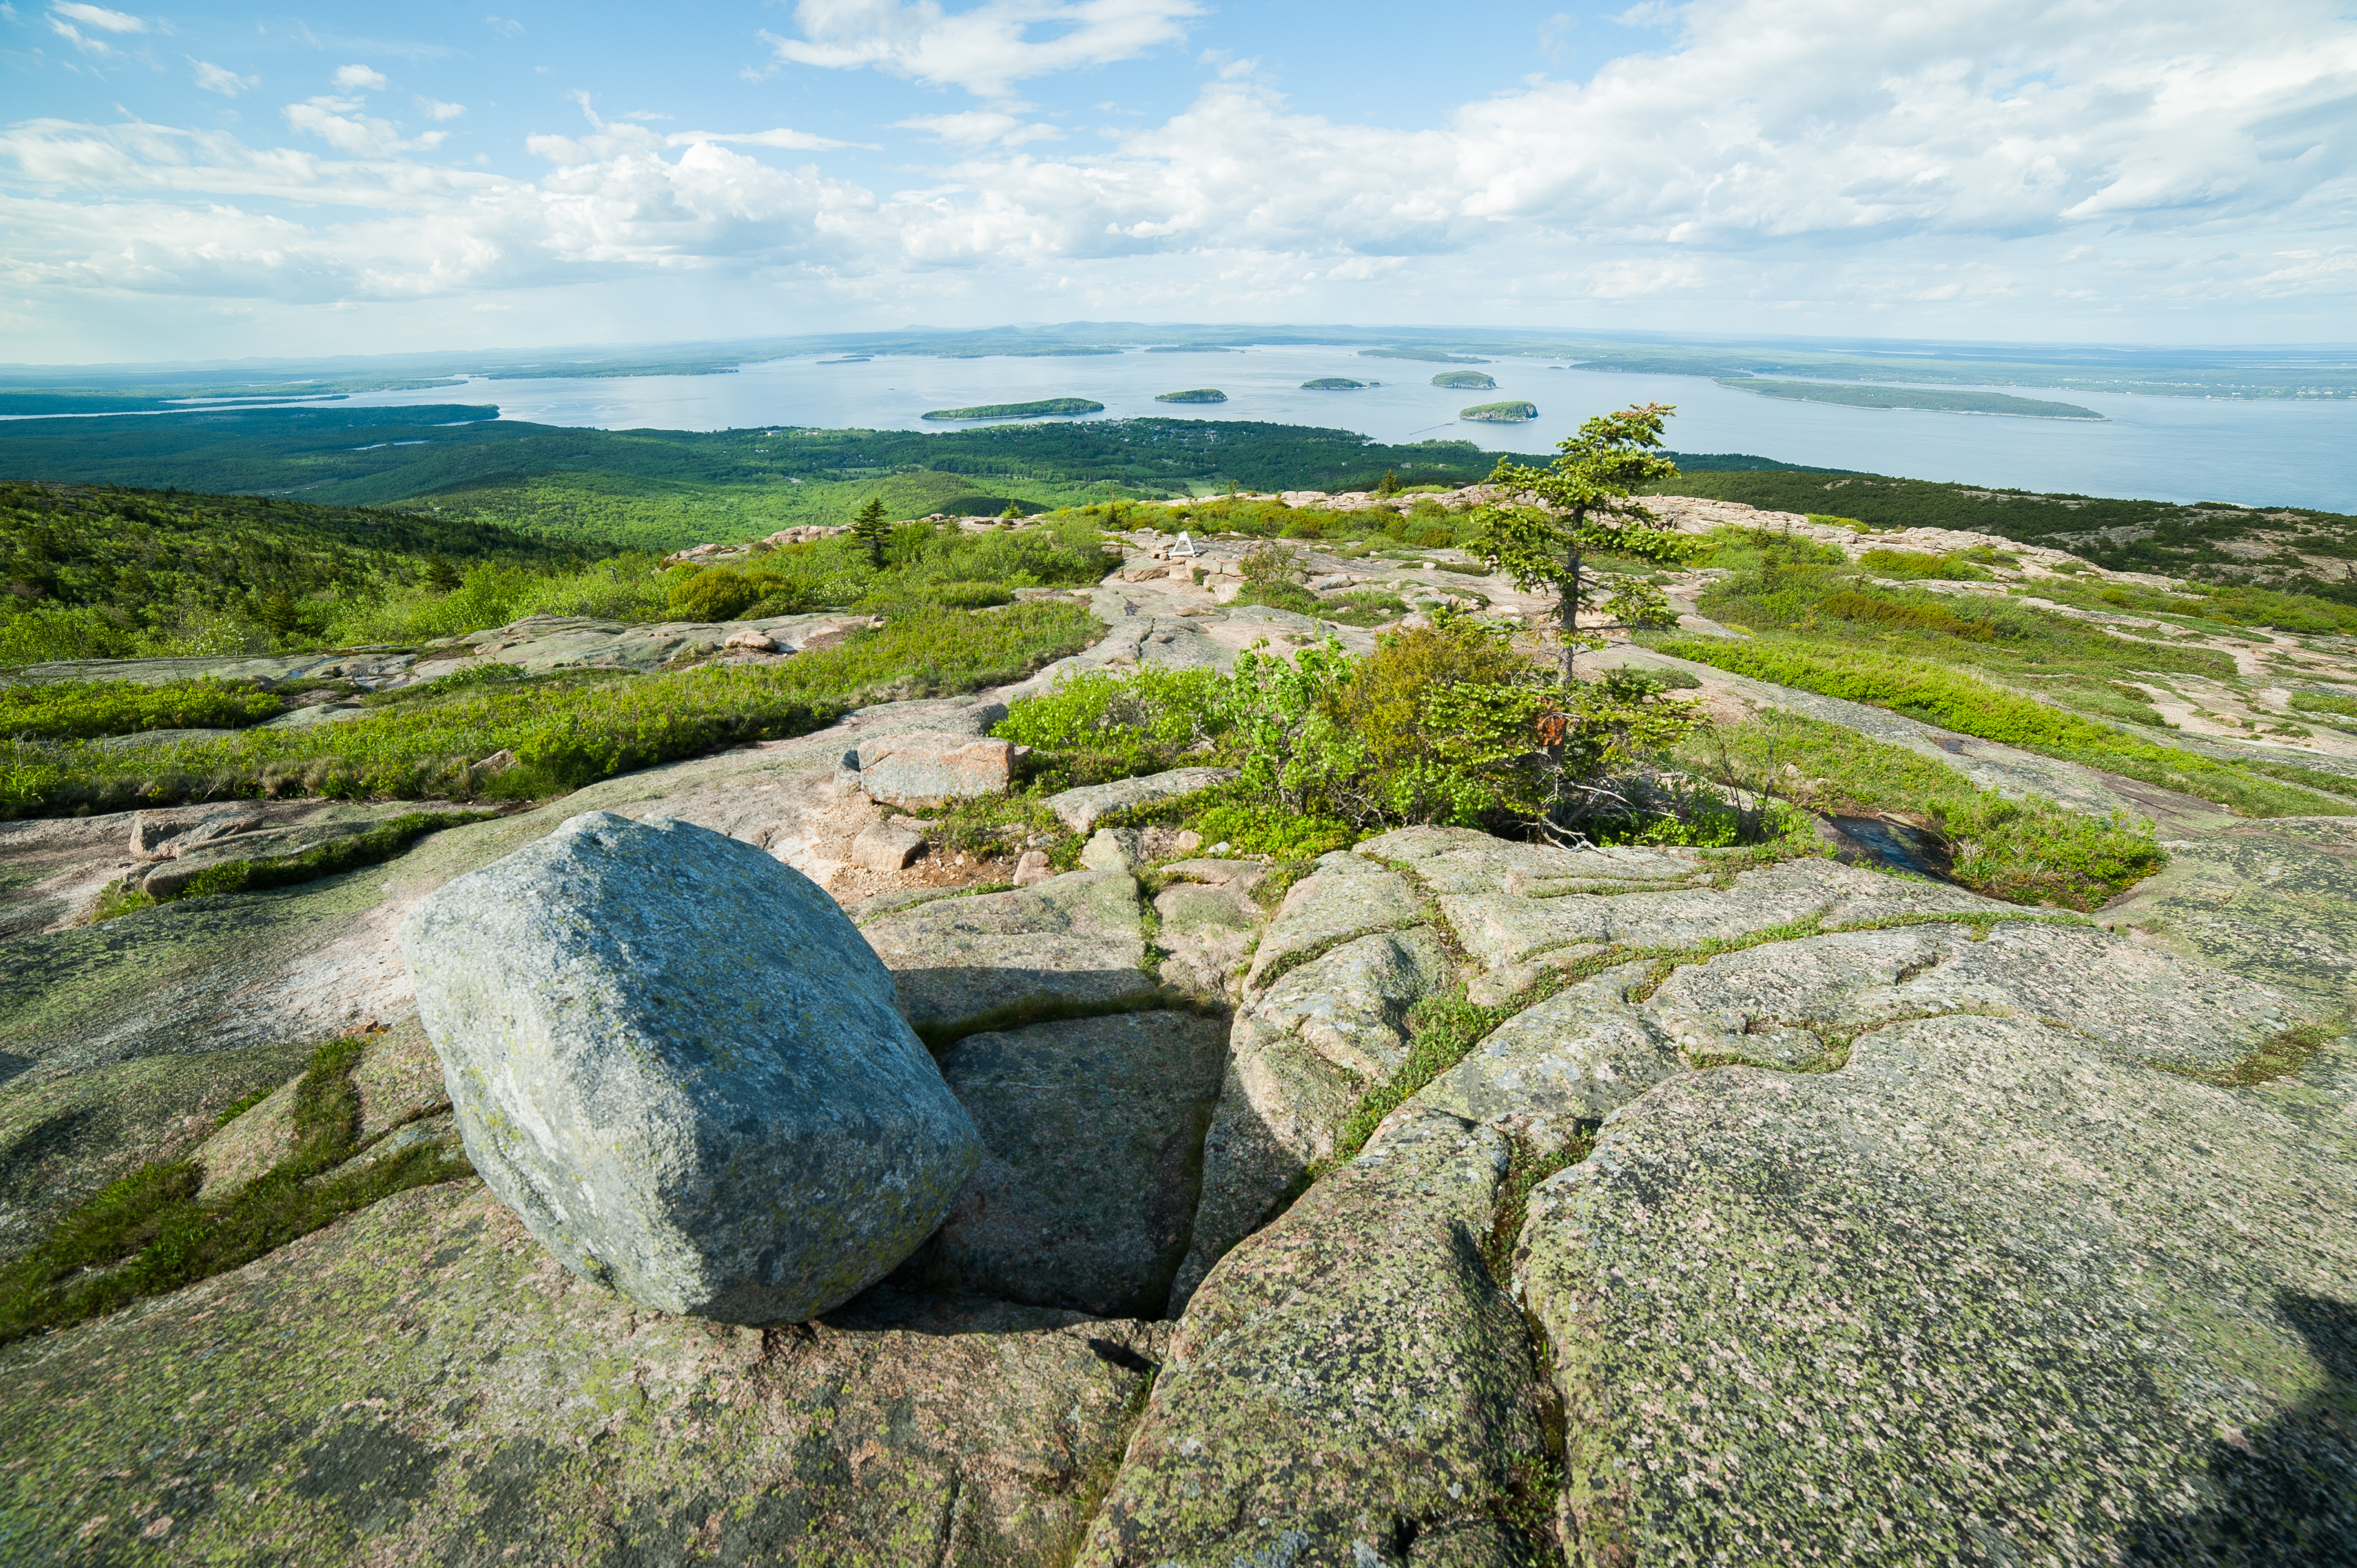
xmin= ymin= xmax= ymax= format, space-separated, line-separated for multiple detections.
xmin=919 ymin=397 xmax=1105 ymax=421
xmin=1302 ymin=378 xmax=1368 ymax=390
xmin=817 ymin=356 xmax=871 ymax=364
xmin=1460 ymin=400 xmax=1539 ymax=422
xmin=1145 ymin=345 xmax=1233 ymax=353
xmin=1361 ymin=349 xmax=1489 ymax=364
xmin=1717 ymin=378 xmax=2107 ymax=421
xmin=1432 ymin=370 xmax=1497 ymax=390
xmin=1156 ymin=389 xmax=1228 ymax=403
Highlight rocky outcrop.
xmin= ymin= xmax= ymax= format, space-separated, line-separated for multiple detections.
xmin=401 ymin=811 xmax=981 ymax=1323
xmin=860 ymin=869 xmax=1161 ymax=1044
xmin=855 ymin=731 xmax=1016 ymax=808
xmin=1044 ymin=767 xmax=1239 ymax=832
xmin=914 ymin=1011 xmax=1228 ymax=1317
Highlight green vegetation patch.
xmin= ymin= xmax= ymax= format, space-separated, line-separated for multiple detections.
xmin=1857 ymin=548 xmax=1992 ymax=581
xmin=1716 ymin=378 xmax=2105 ymax=420
xmin=1301 ymin=378 xmax=1368 ymax=390
xmin=1656 ymin=637 xmax=2354 ymax=819
xmin=0 ymin=677 xmax=285 ymax=740
xmin=0 ymin=1031 xmax=474 ymax=1345
xmin=1432 ymin=371 xmax=1499 ymax=390
xmin=1460 ymin=402 xmax=1540 ymax=422
xmin=115 ymin=809 xmax=501 ymax=912
xmin=3 ymin=603 xmax=1099 ymax=817
xmin=920 ymin=398 xmax=1105 ymax=421
xmin=1683 ymin=709 xmax=2165 ymax=909
xmin=1154 ymin=389 xmax=1228 ymax=404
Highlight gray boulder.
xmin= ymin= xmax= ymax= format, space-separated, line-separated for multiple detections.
xmin=398 ymin=810 xmax=980 ymax=1324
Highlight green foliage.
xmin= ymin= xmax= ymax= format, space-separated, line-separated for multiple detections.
xmin=1857 ymin=548 xmax=1991 ymax=581
xmin=1432 ymin=371 xmax=1498 ymax=390
xmin=1188 ymin=801 xmax=1356 ymax=859
xmin=995 ymin=666 xmax=1233 ymax=786
xmin=1641 ymin=468 xmax=2357 ymax=590
xmin=2292 ymin=690 xmax=2357 ymax=723
xmin=1301 ymin=378 xmax=1367 ymax=390
xmin=158 ymin=811 xmax=499 ymax=905
xmin=920 ymin=398 xmax=1106 ymax=421
xmin=1326 ymin=992 xmax=1512 ymax=1168
xmin=1155 ymin=389 xmax=1227 ymax=404
xmin=1658 ymin=637 xmax=2353 ymax=819
xmin=1603 ymin=581 xmax=1678 ymax=630
xmin=0 ymin=1031 xmax=472 ymax=1345
xmin=3 ymin=604 xmax=1098 ymax=817
xmin=1469 ymin=404 xmax=1689 ymax=674
xmin=851 ymin=497 xmax=893 ymax=568
xmin=1459 ymin=401 xmax=1540 ymax=422
xmin=670 ymin=566 xmax=765 ymax=621
xmin=1686 ymin=709 xmax=2166 ymax=909
xmin=0 ymin=677 xmax=283 ymax=740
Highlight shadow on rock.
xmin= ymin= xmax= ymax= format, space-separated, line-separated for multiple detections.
xmin=2126 ymin=1291 xmax=2357 ymax=1566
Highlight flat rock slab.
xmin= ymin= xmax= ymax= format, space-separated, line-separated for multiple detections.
xmin=915 ymin=1011 xmax=1228 ymax=1318
xmin=0 ymin=1181 xmax=1167 ymax=1567
xmin=2102 ymin=816 xmax=2357 ymax=1008
xmin=1424 ymin=962 xmax=1682 ymax=1143
xmin=1517 ymin=1012 xmax=2357 ymax=1564
xmin=1242 ymin=858 xmax=1425 ymax=990
xmin=1646 ymin=920 xmax=2312 ymax=1072
xmin=861 ymin=870 xmax=1157 ymax=1044
xmin=1081 ymin=1106 xmax=1550 ymax=1568
xmin=1043 ymin=767 xmax=1239 ymax=833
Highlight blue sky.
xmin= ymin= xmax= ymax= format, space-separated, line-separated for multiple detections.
xmin=3 ymin=1 xmax=2353 ymax=363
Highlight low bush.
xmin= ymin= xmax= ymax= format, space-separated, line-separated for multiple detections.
xmin=0 ymin=677 xmax=284 ymax=740
xmin=997 ymin=614 xmax=1712 ymax=844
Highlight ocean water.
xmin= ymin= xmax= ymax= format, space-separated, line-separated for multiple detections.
xmin=327 ymin=344 xmax=2357 ymax=511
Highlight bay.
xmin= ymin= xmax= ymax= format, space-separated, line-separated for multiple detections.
xmin=294 ymin=344 xmax=2357 ymax=512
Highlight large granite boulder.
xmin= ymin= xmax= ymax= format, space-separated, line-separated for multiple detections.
xmin=399 ymin=810 xmax=980 ymax=1324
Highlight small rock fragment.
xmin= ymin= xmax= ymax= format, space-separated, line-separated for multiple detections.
xmin=852 ymin=819 xmax=925 ymax=873
xmin=1012 ymin=849 xmax=1053 ymax=886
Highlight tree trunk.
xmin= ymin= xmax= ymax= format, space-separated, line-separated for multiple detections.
xmin=1559 ymin=506 xmax=1585 ymax=685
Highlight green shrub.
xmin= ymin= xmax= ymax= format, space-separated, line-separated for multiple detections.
xmin=1857 ymin=548 xmax=1991 ymax=581
xmin=0 ymin=677 xmax=283 ymax=740
xmin=670 ymin=567 xmax=764 ymax=621
xmin=996 ymin=666 xmax=1233 ymax=785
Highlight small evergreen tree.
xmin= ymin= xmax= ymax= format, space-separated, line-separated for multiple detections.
xmin=851 ymin=498 xmax=892 ymax=567
xmin=1376 ymin=469 xmax=1401 ymax=497
xmin=999 ymin=501 xmax=1023 ymax=525
xmin=1469 ymin=403 xmax=1686 ymax=682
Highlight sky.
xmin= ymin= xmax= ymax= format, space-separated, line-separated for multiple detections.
xmin=2 ymin=0 xmax=2353 ymax=364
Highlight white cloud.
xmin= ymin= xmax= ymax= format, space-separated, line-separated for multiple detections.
xmin=417 ymin=96 xmax=466 ymax=121
xmin=484 ymin=14 xmax=523 ymax=39
xmin=766 ymin=0 xmax=1201 ymax=99
xmin=896 ymin=110 xmax=1062 ymax=147
xmin=52 ymin=2 xmax=146 ymax=32
xmin=1 ymin=0 xmax=2351 ymax=345
xmin=333 ymin=63 xmax=388 ymax=90
xmin=284 ymin=96 xmax=443 ymax=156
xmin=191 ymin=59 xmax=257 ymax=96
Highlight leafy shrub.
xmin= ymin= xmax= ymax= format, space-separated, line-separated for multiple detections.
xmin=0 ymin=678 xmax=282 ymax=740
xmin=670 ymin=567 xmax=765 ymax=621
xmin=1232 ymin=580 xmax=1325 ymax=615
xmin=1813 ymin=589 xmax=2000 ymax=641
xmin=996 ymin=666 xmax=1233 ymax=785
